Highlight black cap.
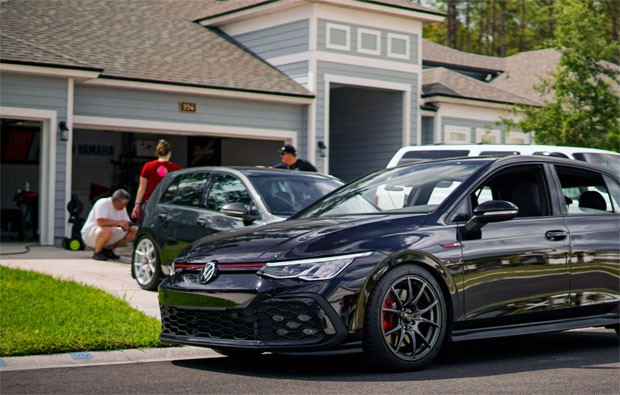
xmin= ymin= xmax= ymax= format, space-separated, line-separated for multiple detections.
xmin=279 ymin=144 xmax=296 ymax=155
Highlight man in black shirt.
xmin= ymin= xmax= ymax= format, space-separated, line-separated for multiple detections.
xmin=273 ymin=144 xmax=317 ymax=172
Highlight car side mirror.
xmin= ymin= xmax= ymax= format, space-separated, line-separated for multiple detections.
xmin=220 ymin=203 xmax=255 ymax=225
xmin=463 ymin=200 xmax=519 ymax=234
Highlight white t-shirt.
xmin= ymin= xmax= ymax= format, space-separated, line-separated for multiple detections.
xmin=81 ymin=197 xmax=130 ymax=237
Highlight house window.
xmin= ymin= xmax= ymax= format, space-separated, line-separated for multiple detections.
xmin=507 ymin=130 xmax=529 ymax=144
xmin=445 ymin=125 xmax=470 ymax=144
xmin=387 ymin=33 xmax=409 ymax=59
xmin=357 ymin=28 xmax=381 ymax=55
xmin=475 ymin=128 xmax=501 ymax=144
xmin=326 ymin=23 xmax=350 ymax=51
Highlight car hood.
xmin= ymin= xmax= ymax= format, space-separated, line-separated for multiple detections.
xmin=179 ymin=214 xmax=427 ymax=264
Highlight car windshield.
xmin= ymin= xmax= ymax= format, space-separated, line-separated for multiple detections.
xmin=248 ymin=173 xmax=343 ymax=216
xmin=297 ymin=160 xmax=487 ymax=218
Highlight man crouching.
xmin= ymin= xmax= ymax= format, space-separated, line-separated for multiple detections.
xmin=81 ymin=189 xmax=137 ymax=261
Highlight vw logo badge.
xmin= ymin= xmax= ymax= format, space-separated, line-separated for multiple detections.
xmin=200 ymin=261 xmax=217 ymax=284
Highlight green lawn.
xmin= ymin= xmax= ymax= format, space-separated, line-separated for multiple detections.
xmin=0 ymin=266 xmax=162 ymax=357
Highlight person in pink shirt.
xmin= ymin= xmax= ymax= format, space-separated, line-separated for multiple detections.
xmin=132 ymin=139 xmax=182 ymax=220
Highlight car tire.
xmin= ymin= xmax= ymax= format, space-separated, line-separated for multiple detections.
xmin=362 ymin=264 xmax=448 ymax=371
xmin=211 ymin=348 xmax=263 ymax=359
xmin=132 ymin=235 xmax=162 ymax=291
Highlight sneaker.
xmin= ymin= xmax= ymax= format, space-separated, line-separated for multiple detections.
xmin=103 ymin=248 xmax=121 ymax=260
xmin=92 ymin=251 xmax=108 ymax=261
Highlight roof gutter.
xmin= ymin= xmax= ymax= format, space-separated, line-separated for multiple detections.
xmin=0 ymin=60 xmax=102 ymax=80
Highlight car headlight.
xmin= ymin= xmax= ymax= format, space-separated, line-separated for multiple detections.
xmin=257 ymin=252 xmax=373 ymax=281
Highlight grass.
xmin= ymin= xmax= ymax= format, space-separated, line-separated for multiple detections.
xmin=0 ymin=266 xmax=162 ymax=357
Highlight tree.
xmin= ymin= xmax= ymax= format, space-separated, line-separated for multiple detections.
xmin=502 ymin=0 xmax=620 ymax=151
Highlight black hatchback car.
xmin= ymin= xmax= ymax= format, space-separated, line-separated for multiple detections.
xmin=132 ymin=167 xmax=342 ymax=290
xmin=158 ymin=156 xmax=620 ymax=371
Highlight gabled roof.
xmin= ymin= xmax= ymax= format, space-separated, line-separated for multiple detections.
xmin=0 ymin=0 xmax=312 ymax=97
xmin=423 ymin=67 xmax=539 ymax=106
xmin=422 ymin=39 xmax=505 ymax=74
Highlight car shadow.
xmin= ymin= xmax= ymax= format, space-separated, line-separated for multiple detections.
xmin=171 ymin=330 xmax=619 ymax=381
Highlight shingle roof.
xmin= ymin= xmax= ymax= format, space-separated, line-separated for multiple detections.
xmin=153 ymin=0 xmax=443 ymax=22
xmin=0 ymin=0 xmax=312 ymax=97
xmin=423 ymin=67 xmax=539 ymax=106
xmin=423 ymin=39 xmax=505 ymax=72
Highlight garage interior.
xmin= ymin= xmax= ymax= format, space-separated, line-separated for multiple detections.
xmin=1 ymin=120 xmax=284 ymax=242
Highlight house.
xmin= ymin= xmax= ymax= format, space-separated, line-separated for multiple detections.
xmin=1 ymin=0 xmax=539 ymax=246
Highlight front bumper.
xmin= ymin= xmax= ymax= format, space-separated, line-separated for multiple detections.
xmin=159 ymin=290 xmax=349 ymax=350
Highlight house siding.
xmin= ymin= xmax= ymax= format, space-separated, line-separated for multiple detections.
xmin=317 ymin=19 xmax=419 ymax=65
xmin=441 ymin=116 xmax=508 ymax=144
xmin=422 ymin=116 xmax=434 ymax=145
xmin=276 ymin=61 xmax=310 ymax=90
xmin=0 ymin=72 xmax=68 ymax=243
xmin=74 ymin=86 xmax=305 ymax=135
xmin=232 ymin=19 xmax=309 ymax=60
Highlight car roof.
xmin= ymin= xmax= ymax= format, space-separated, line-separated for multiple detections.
xmin=169 ymin=166 xmax=343 ymax=182
xmin=392 ymin=144 xmax=617 ymax=155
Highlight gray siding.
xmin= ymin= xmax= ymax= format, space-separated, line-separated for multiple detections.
xmin=330 ymin=87 xmax=402 ymax=181
xmin=0 ymin=72 xmax=69 ymax=244
xmin=318 ymin=19 xmax=419 ymax=64
xmin=276 ymin=61 xmax=310 ymax=89
xmin=316 ymin=61 xmax=419 ymax=174
xmin=74 ymin=86 xmax=305 ymax=133
xmin=232 ymin=19 xmax=309 ymax=60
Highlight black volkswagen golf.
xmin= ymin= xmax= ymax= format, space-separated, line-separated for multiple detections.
xmin=158 ymin=156 xmax=620 ymax=371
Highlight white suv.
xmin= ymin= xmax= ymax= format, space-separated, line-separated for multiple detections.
xmin=387 ymin=144 xmax=620 ymax=173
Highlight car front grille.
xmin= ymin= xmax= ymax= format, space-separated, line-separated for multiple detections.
xmin=161 ymin=301 xmax=325 ymax=343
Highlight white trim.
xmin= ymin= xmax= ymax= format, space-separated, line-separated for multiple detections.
xmin=357 ymin=28 xmax=381 ymax=56
xmin=268 ymin=51 xmax=421 ymax=74
xmin=0 ymin=63 xmax=100 ymax=81
xmin=420 ymin=110 xmax=437 ymax=117
xmin=81 ymin=78 xmax=313 ymax=105
xmin=72 ymin=116 xmax=297 ymax=145
xmin=387 ymin=32 xmax=410 ymax=60
xmin=0 ymin=106 xmax=57 ymax=245
xmin=64 ymin=79 xmax=74 ymax=238
xmin=322 ymin=74 xmax=412 ymax=173
xmin=423 ymin=96 xmax=521 ymax=111
xmin=307 ymin=7 xmax=318 ymax=167
xmin=325 ymin=22 xmax=350 ymax=51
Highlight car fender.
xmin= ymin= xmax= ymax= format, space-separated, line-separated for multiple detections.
xmin=349 ymin=249 xmax=457 ymax=332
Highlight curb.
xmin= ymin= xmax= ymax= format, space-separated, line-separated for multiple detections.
xmin=0 ymin=346 xmax=219 ymax=372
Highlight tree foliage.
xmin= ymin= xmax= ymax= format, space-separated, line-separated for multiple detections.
xmin=424 ymin=0 xmax=619 ymax=63
xmin=502 ymin=0 xmax=619 ymax=151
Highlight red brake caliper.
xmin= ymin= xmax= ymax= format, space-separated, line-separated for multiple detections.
xmin=383 ymin=298 xmax=394 ymax=331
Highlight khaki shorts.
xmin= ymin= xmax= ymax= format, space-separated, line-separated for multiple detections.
xmin=82 ymin=226 xmax=127 ymax=249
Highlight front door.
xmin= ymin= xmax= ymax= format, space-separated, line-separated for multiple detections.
xmin=459 ymin=164 xmax=571 ymax=322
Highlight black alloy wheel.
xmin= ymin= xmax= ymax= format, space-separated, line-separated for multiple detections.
xmin=363 ymin=264 xmax=447 ymax=371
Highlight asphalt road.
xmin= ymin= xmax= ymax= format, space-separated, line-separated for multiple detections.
xmin=2 ymin=329 xmax=618 ymax=394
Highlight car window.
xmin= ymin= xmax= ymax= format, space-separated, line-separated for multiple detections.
xmin=206 ymin=173 xmax=257 ymax=217
xmin=248 ymin=173 xmax=342 ymax=216
xmin=603 ymin=175 xmax=620 ymax=213
xmin=469 ymin=165 xmax=550 ymax=218
xmin=160 ymin=176 xmax=180 ymax=204
xmin=572 ymin=152 xmax=620 ymax=174
xmin=298 ymin=160 xmax=486 ymax=218
xmin=160 ymin=172 xmax=209 ymax=207
xmin=554 ymin=165 xmax=615 ymax=214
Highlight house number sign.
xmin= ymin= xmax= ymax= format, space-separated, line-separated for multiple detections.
xmin=179 ymin=102 xmax=196 ymax=113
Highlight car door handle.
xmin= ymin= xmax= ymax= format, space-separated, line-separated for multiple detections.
xmin=197 ymin=216 xmax=208 ymax=226
xmin=545 ymin=230 xmax=567 ymax=241
xmin=158 ymin=213 xmax=169 ymax=221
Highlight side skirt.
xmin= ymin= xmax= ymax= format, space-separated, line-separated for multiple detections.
xmin=450 ymin=314 xmax=619 ymax=342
